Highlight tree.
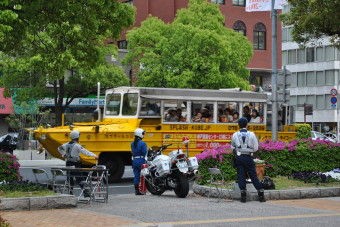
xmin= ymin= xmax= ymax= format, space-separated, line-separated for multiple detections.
xmin=281 ymin=0 xmax=340 ymax=46
xmin=0 ymin=0 xmax=134 ymax=126
xmin=124 ymin=0 xmax=253 ymax=90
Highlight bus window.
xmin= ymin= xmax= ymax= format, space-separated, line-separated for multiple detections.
xmin=191 ymin=102 xmax=214 ymax=123
xmin=245 ymin=102 xmax=265 ymax=123
xmin=122 ymin=93 xmax=138 ymax=116
xmin=140 ymin=99 xmax=161 ymax=117
xmin=217 ymin=102 xmax=238 ymax=123
xmin=164 ymin=100 xmax=187 ymax=123
xmin=105 ymin=93 xmax=121 ymax=116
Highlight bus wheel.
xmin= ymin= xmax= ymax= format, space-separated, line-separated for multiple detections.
xmin=101 ymin=155 xmax=125 ymax=183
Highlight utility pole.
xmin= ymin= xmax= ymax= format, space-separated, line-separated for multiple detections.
xmin=271 ymin=0 xmax=278 ymax=141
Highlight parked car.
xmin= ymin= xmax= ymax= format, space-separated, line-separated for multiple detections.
xmin=311 ymin=131 xmax=336 ymax=143
xmin=0 ymin=133 xmax=19 ymax=154
xmin=324 ymin=132 xmax=337 ymax=141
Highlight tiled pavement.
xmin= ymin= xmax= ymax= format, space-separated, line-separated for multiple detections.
xmin=0 ymin=209 xmax=141 ymax=227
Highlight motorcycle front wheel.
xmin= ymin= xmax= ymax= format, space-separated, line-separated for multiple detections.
xmin=174 ymin=174 xmax=189 ymax=198
xmin=145 ymin=177 xmax=165 ymax=196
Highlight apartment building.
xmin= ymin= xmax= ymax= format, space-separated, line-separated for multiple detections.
xmin=282 ymin=5 xmax=340 ymax=133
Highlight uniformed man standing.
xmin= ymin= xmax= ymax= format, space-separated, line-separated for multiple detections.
xmin=131 ymin=128 xmax=147 ymax=195
xmin=58 ymin=130 xmax=98 ymax=194
xmin=231 ymin=117 xmax=265 ymax=203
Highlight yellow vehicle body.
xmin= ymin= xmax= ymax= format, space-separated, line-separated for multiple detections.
xmin=34 ymin=87 xmax=297 ymax=182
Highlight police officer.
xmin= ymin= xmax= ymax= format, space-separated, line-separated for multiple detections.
xmin=231 ymin=117 xmax=265 ymax=203
xmin=58 ymin=130 xmax=98 ymax=194
xmin=131 ymin=128 xmax=147 ymax=195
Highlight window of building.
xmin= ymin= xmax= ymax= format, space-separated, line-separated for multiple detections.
xmin=306 ymin=71 xmax=316 ymax=86
xmin=117 ymin=40 xmax=128 ymax=49
xmin=337 ymin=48 xmax=340 ymax=60
xmin=233 ymin=20 xmax=246 ymax=36
xmin=211 ymin=0 xmax=225 ymax=4
xmin=306 ymin=95 xmax=315 ymax=106
xmin=288 ymin=49 xmax=296 ymax=64
xmin=291 ymin=72 xmax=297 ymax=87
xmin=232 ymin=0 xmax=245 ymax=6
xmin=316 ymin=47 xmax=323 ymax=61
xmin=306 ymin=47 xmax=315 ymax=62
xmin=316 ymin=71 xmax=325 ymax=85
xmin=325 ymin=70 xmax=335 ymax=85
xmin=297 ymin=72 xmax=305 ymax=86
xmin=282 ymin=28 xmax=287 ymax=42
xmin=253 ymin=23 xmax=266 ymax=50
xmin=297 ymin=48 xmax=305 ymax=63
xmin=287 ymin=27 xmax=293 ymax=42
xmin=282 ymin=50 xmax=288 ymax=66
xmin=316 ymin=95 xmax=325 ymax=109
xmin=297 ymin=96 xmax=305 ymax=107
xmin=290 ymin=95 xmax=297 ymax=106
xmin=325 ymin=46 xmax=335 ymax=61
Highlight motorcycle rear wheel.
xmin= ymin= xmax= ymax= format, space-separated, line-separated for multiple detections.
xmin=145 ymin=177 xmax=165 ymax=195
xmin=174 ymin=174 xmax=189 ymax=198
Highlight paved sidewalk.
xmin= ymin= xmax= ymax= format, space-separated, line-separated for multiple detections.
xmin=0 ymin=209 xmax=142 ymax=227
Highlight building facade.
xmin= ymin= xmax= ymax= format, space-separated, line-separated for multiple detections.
xmin=282 ymin=5 xmax=340 ymax=133
xmin=118 ymin=0 xmax=282 ymax=90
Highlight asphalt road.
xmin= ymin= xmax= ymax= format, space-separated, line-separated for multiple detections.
xmin=18 ymin=164 xmax=340 ymax=226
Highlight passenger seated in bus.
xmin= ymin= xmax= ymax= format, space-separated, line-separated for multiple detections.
xmin=192 ymin=112 xmax=202 ymax=122
xmin=165 ymin=109 xmax=179 ymax=122
xmin=242 ymin=106 xmax=251 ymax=122
xmin=250 ymin=109 xmax=261 ymax=123
xmin=176 ymin=108 xmax=186 ymax=122
xmin=201 ymin=108 xmax=212 ymax=123
xmin=219 ymin=115 xmax=228 ymax=123
xmin=232 ymin=111 xmax=239 ymax=123
xmin=224 ymin=108 xmax=234 ymax=122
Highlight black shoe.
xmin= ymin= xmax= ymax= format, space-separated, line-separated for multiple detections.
xmin=83 ymin=189 xmax=91 ymax=198
xmin=240 ymin=190 xmax=247 ymax=203
xmin=258 ymin=190 xmax=266 ymax=202
xmin=134 ymin=185 xmax=143 ymax=195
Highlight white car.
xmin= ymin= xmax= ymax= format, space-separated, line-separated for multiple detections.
xmin=311 ymin=131 xmax=336 ymax=143
xmin=324 ymin=132 xmax=337 ymax=141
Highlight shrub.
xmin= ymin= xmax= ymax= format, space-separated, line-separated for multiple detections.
xmin=295 ymin=124 xmax=312 ymax=139
xmin=0 ymin=153 xmax=21 ymax=182
xmin=196 ymin=139 xmax=340 ymax=184
xmin=0 ymin=181 xmax=46 ymax=192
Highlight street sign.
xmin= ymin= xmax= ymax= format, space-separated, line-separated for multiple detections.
xmin=331 ymin=97 xmax=337 ymax=104
xmin=330 ymin=88 xmax=337 ymax=96
xmin=331 ymin=104 xmax=337 ymax=109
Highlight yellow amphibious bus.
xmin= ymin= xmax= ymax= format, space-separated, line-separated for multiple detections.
xmin=34 ymin=87 xmax=296 ymax=182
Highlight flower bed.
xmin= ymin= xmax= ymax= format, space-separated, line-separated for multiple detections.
xmin=196 ymin=139 xmax=340 ymax=185
xmin=0 ymin=153 xmax=21 ymax=183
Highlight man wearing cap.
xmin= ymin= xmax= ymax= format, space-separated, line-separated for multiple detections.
xmin=58 ymin=130 xmax=98 ymax=195
xmin=231 ymin=117 xmax=265 ymax=203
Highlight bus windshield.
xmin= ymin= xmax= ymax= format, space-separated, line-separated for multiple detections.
xmin=122 ymin=93 xmax=138 ymax=116
xmin=106 ymin=93 xmax=121 ymax=116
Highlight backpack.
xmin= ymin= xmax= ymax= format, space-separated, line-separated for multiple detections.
xmin=65 ymin=142 xmax=76 ymax=161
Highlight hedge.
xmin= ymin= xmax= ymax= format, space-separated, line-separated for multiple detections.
xmin=196 ymin=139 xmax=340 ymax=185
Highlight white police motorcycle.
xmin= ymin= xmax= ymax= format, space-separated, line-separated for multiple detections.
xmin=141 ymin=144 xmax=198 ymax=198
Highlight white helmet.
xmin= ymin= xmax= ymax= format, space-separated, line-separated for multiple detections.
xmin=70 ymin=130 xmax=80 ymax=140
xmin=134 ymin=128 xmax=145 ymax=138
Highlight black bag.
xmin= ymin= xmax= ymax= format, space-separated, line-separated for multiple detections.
xmin=261 ymin=176 xmax=275 ymax=190
xmin=232 ymin=149 xmax=237 ymax=168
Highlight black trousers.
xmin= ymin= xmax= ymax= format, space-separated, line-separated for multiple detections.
xmin=66 ymin=161 xmax=82 ymax=187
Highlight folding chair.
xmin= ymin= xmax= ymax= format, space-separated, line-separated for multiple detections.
xmin=32 ymin=168 xmax=51 ymax=189
xmin=208 ymin=167 xmax=225 ymax=202
xmin=50 ymin=169 xmax=69 ymax=194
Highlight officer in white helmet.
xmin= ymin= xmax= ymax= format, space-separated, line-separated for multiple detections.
xmin=131 ymin=128 xmax=147 ymax=195
xmin=58 ymin=130 xmax=98 ymax=194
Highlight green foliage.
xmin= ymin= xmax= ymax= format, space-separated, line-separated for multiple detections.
xmin=0 ymin=153 xmax=21 ymax=182
xmin=295 ymin=124 xmax=312 ymax=139
xmin=0 ymin=0 xmax=135 ymax=125
xmin=125 ymin=0 xmax=252 ymax=89
xmin=0 ymin=181 xmax=46 ymax=192
xmin=281 ymin=0 xmax=340 ymax=47
xmin=197 ymin=141 xmax=340 ymax=184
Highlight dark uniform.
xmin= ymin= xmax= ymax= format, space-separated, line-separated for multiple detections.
xmin=231 ymin=117 xmax=265 ymax=203
xmin=131 ymin=128 xmax=147 ymax=195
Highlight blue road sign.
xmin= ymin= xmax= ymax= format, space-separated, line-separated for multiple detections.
xmin=331 ymin=97 xmax=337 ymax=104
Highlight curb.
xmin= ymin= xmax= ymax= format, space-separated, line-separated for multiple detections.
xmin=0 ymin=194 xmax=77 ymax=211
xmin=193 ymin=182 xmax=340 ymax=201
